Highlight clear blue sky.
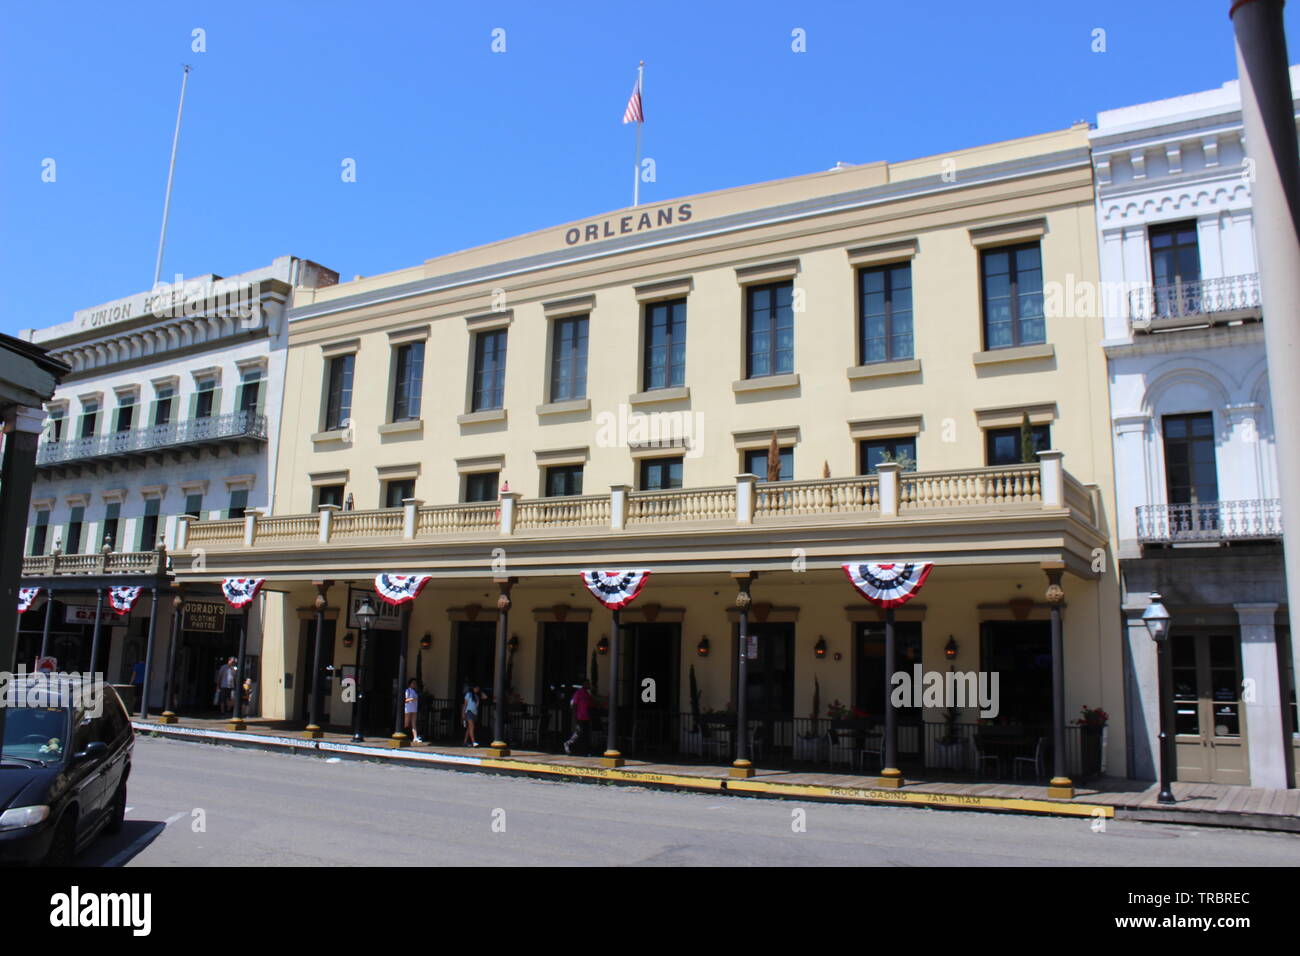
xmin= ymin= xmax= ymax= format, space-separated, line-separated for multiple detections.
xmin=2 ymin=0 xmax=1294 ymax=336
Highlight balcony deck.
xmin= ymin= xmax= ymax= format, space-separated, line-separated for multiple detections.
xmin=36 ymin=410 xmax=266 ymax=469
xmin=1128 ymin=273 xmax=1262 ymax=334
xmin=172 ymin=460 xmax=1107 ymax=581
xmin=1136 ymin=499 xmax=1282 ymax=545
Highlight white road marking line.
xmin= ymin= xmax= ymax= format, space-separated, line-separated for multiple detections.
xmin=101 ymin=822 xmax=165 ymax=868
xmin=164 ymin=811 xmax=185 ymax=825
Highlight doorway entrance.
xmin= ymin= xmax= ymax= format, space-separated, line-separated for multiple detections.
xmin=362 ymin=627 xmax=402 ymax=736
xmin=541 ymin=622 xmax=589 ymax=747
xmin=855 ymin=621 xmax=923 ymax=762
xmin=1172 ymin=630 xmax=1249 ymax=785
xmin=980 ymin=621 xmax=1052 ymax=729
xmin=622 ymin=622 xmax=680 ymax=753
xmin=733 ymin=622 xmax=794 ymax=754
xmin=296 ymin=619 xmax=337 ymax=723
xmin=453 ymin=622 xmax=496 ymax=700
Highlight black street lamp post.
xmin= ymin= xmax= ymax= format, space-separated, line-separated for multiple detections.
xmin=352 ymin=595 xmax=377 ymax=743
xmin=1142 ymin=592 xmax=1176 ymax=804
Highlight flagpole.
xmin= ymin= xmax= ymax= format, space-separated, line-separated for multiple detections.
xmin=154 ymin=64 xmax=191 ymax=290
xmin=633 ymin=61 xmax=644 ymax=207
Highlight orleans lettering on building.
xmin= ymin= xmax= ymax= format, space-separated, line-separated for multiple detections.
xmin=563 ymin=202 xmax=693 ymax=246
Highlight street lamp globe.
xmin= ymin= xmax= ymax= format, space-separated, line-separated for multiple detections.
xmin=355 ymin=596 xmax=378 ymax=631
xmin=1141 ymin=592 xmax=1170 ymax=642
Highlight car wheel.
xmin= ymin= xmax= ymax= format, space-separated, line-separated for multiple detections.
xmin=105 ymin=782 xmax=127 ymax=835
xmin=43 ymin=813 xmax=76 ymax=867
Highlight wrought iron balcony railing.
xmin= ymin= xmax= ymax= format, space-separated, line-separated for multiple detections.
xmin=1128 ymin=273 xmax=1262 ymax=330
xmin=1136 ymin=499 xmax=1282 ymax=544
xmin=36 ymin=410 xmax=267 ymax=466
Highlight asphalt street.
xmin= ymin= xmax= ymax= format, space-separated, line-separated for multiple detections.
xmin=77 ymin=736 xmax=1300 ymax=867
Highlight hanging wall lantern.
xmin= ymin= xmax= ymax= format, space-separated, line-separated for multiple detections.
xmin=945 ymin=636 xmax=958 ymax=660
xmin=696 ymin=636 xmax=710 ymax=658
xmin=814 ymin=636 xmax=828 ymax=659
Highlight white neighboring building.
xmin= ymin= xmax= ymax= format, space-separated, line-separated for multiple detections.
xmin=16 ymin=256 xmax=336 ymax=712
xmin=1091 ymin=72 xmax=1297 ymax=789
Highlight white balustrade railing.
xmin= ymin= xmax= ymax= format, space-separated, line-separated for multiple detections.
xmin=626 ymin=485 xmax=736 ymax=525
xmin=53 ymin=461 xmax=1102 ymax=559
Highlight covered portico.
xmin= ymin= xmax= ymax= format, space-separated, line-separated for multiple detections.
xmin=171 ymin=456 xmax=1121 ymax=788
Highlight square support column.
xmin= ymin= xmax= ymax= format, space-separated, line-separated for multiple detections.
xmin=1236 ymin=603 xmax=1287 ymax=789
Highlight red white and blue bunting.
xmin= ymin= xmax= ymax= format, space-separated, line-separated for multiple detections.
xmin=221 ymin=578 xmax=265 ymax=609
xmin=374 ymin=574 xmax=432 ymax=606
xmin=580 ymin=570 xmax=652 ymax=610
xmin=842 ymin=562 xmax=933 ymax=609
xmin=17 ymin=588 xmax=41 ymax=614
xmin=108 ymin=586 xmax=144 ymax=616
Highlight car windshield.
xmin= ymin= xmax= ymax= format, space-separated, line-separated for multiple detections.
xmin=1 ymin=706 xmax=71 ymax=764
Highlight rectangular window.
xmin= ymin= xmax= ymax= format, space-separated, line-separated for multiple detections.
xmin=139 ymin=499 xmax=161 ymax=551
xmin=639 ymin=457 xmax=683 ymax=491
xmin=464 ymin=472 xmax=499 ymax=503
xmin=194 ymin=380 xmax=217 ymax=419
xmin=985 ymin=424 xmax=1050 ymax=467
xmin=115 ymin=396 xmax=135 ymax=432
xmin=79 ymin=401 xmax=99 ymax=439
xmin=746 ymin=281 xmax=795 ymax=378
xmin=184 ymin=493 xmax=204 ymax=519
xmin=1149 ymin=220 xmax=1202 ymax=317
xmin=859 ymin=263 xmax=914 ymax=364
xmin=743 ymin=447 xmax=794 ymax=482
xmin=384 ymin=479 xmax=415 ymax=509
xmin=550 ymin=316 xmax=589 ymax=402
xmin=153 ymin=386 xmax=174 ymax=426
xmin=228 ymin=489 xmax=249 ymax=520
xmin=472 ymin=329 xmax=508 ymax=411
xmin=101 ymin=503 xmax=120 ymax=550
xmin=325 ymin=354 xmax=355 ymax=431
xmin=48 ymin=409 xmax=65 ymax=442
xmin=644 ymin=298 xmax=687 ymax=390
xmin=315 ymin=485 xmax=345 ymax=509
xmin=31 ymin=511 xmax=50 ymax=555
xmin=391 ymin=342 xmax=425 ymax=422
xmin=66 ymin=506 xmax=85 ymax=554
xmin=981 ymin=242 xmax=1044 ymax=349
xmin=1162 ymin=413 xmax=1218 ymax=505
xmin=544 ymin=465 xmax=584 ymax=497
xmin=238 ymin=370 xmax=262 ymax=415
xmin=859 ymin=437 xmax=917 ymax=474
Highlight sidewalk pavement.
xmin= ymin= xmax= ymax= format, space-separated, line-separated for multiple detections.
xmin=130 ymin=716 xmax=1300 ymax=833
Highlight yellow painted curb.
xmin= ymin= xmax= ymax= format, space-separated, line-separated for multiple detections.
xmin=726 ymin=777 xmax=1113 ymax=817
xmin=478 ymin=757 xmax=725 ymax=791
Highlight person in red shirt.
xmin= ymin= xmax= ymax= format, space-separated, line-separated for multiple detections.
xmin=563 ymin=680 xmax=593 ymax=755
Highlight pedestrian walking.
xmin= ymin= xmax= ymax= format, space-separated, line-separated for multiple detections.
xmin=216 ymin=657 xmax=237 ymax=714
xmin=404 ymin=678 xmax=423 ymax=743
xmin=462 ymin=684 xmax=485 ymax=747
xmin=563 ymin=680 xmax=593 ymax=755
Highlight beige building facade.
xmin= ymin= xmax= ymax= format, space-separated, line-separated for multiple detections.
xmin=176 ymin=123 xmax=1125 ymax=785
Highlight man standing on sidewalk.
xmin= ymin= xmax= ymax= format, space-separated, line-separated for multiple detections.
xmin=216 ymin=657 xmax=237 ymax=715
xmin=563 ymin=680 xmax=593 ymax=755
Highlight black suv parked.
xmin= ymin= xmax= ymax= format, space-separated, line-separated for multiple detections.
xmin=0 ymin=676 xmax=134 ymax=865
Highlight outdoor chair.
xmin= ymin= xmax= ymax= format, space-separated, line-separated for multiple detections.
xmin=971 ymin=736 xmax=1002 ymax=778
xmin=1014 ymin=736 xmax=1047 ymax=780
xmin=859 ymin=733 xmax=883 ymax=773
xmin=826 ymin=729 xmax=858 ymax=769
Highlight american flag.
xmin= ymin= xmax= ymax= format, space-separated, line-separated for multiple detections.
xmin=623 ymin=77 xmax=643 ymax=125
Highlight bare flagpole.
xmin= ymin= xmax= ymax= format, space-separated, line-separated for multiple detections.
xmin=633 ymin=61 xmax=644 ymax=207
xmin=153 ymin=64 xmax=191 ymax=289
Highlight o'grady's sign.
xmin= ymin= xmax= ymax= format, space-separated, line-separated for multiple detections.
xmin=563 ymin=202 xmax=694 ymax=246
